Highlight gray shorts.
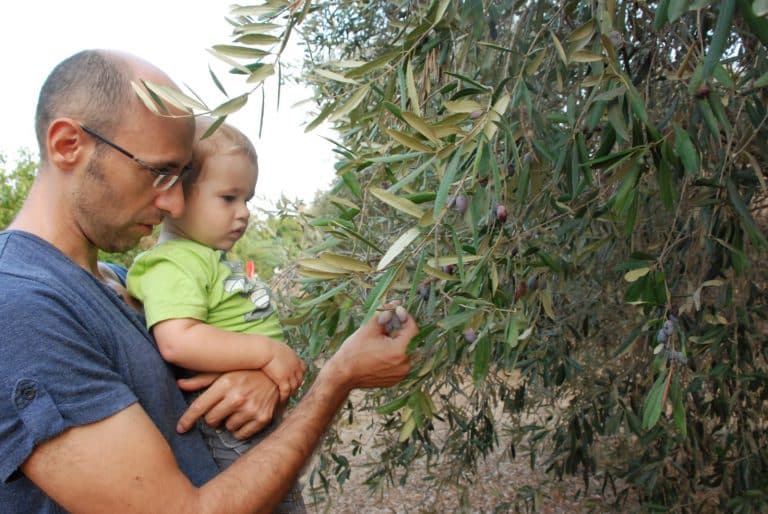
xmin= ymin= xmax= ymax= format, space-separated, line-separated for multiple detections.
xmin=195 ymin=404 xmax=306 ymax=513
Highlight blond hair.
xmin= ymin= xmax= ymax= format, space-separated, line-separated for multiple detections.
xmin=183 ymin=117 xmax=258 ymax=193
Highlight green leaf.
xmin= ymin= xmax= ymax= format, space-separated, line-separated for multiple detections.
xmin=550 ymin=31 xmax=568 ymax=64
xmin=211 ymin=44 xmax=270 ymax=59
xmin=318 ymin=253 xmax=372 ymax=273
xmin=438 ymin=310 xmax=479 ymax=331
xmin=473 ymin=336 xmax=491 ymax=383
xmin=667 ymin=0 xmax=691 ymax=22
xmin=200 ymin=116 xmax=227 ymax=140
xmin=405 ymin=59 xmax=421 ymax=116
xmin=433 ymin=148 xmax=463 ymax=218
xmin=375 ymin=394 xmax=409 ymax=415
xmin=674 ymin=124 xmax=700 ymax=175
xmin=363 ymin=268 xmax=398 ymax=318
xmin=211 ymin=94 xmax=249 ymax=116
xmin=385 ymin=129 xmax=434 ymax=153
xmin=246 ymin=63 xmax=275 ymax=84
xmin=370 ymin=188 xmax=425 ymax=219
xmin=377 ymin=227 xmax=421 ymax=271
xmin=341 ymin=171 xmax=362 ymax=199
xmin=755 ymin=70 xmax=768 ymax=88
xmin=313 ymin=68 xmax=360 ymax=85
xmin=444 ymin=99 xmax=483 ymax=114
xmin=305 ymin=103 xmax=335 ymax=133
xmin=642 ymin=369 xmax=670 ymax=430
xmin=296 ymin=282 xmax=350 ymax=309
xmin=624 ymin=267 xmax=651 ymax=282
xmin=328 ymin=85 xmax=370 ymax=122
xmin=670 ymin=375 xmax=687 ymax=437
xmin=570 ymin=51 xmax=603 ymax=63
xmin=346 ymin=51 xmax=400 ymax=79
xmin=656 ymin=153 xmax=675 ymax=208
xmin=235 ymin=34 xmax=282 ymax=45
xmin=402 ymin=112 xmax=439 ymax=144
xmin=696 ymin=0 xmax=736 ymax=89
xmin=654 ymin=0 xmax=671 ymax=29
xmin=727 ymin=178 xmax=768 ymax=247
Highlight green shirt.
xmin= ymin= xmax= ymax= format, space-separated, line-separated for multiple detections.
xmin=126 ymin=238 xmax=283 ymax=340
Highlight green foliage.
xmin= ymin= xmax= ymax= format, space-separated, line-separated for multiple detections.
xmin=0 ymin=151 xmax=37 ymax=229
xmin=214 ymin=0 xmax=767 ymax=510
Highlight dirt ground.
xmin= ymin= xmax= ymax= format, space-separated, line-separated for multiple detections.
xmin=298 ymin=391 xmax=633 ymax=514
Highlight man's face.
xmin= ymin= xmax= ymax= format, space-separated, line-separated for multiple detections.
xmin=73 ymin=115 xmax=194 ymax=253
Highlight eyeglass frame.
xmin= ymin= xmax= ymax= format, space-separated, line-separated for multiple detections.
xmin=79 ymin=124 xmax=191 ymax=191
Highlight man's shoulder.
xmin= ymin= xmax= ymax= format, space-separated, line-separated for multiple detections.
xmin=0 ymin=230 xmax=72 ymax=283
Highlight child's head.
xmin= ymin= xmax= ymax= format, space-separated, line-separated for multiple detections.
xmin=163 ymin=116 xmax=258 ymax=251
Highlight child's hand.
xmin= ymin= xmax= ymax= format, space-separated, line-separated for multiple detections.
xmin=263 ymin=340 xmax=306 ymax=401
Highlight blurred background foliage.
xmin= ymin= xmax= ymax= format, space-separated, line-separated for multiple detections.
xmin=202 ymin=0 xmax=767 ymax=511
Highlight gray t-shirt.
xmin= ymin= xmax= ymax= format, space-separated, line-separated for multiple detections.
xmin=0 ymin=231 xmax=218 ymax=512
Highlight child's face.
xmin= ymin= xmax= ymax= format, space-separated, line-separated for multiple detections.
xmin=171 ymin=151 xmax=257 ymax=251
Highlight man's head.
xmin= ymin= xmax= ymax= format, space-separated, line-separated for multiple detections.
xmin=163 ymin=116 xmax=259 ymax=251
xmin=27 ymin=50 xmax=195 ymax=257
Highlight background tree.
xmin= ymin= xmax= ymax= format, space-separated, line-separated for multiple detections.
xmin=140 ymin=1 xmax=768 ymax=509
xmin=0 ymin=152 xmax=36 ymax=229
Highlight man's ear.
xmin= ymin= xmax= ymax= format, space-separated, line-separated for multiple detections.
xmin=47 ymin=119 xmax=88 ymax=171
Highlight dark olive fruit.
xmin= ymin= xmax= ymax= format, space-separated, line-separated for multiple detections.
xmin=463 ymin=328 xmax=477 ymax=343
xmin=469 ymin=110 xmax=482 ymax=120
xmin=495 ymin=204 xmax=508 ymax=223
xmin=385 ymin=317 xmax=402 ymax=335
xmin=454 ymin=194 xmax=468 ymax=215
xmin=442 ymin=264 xmax=456 ymax=275
xmin=695 ymin=83 xmax=710 ymax=99
xmin=418 ymin=281 xmax=430 ymax=301
xmin=526 ymin=276 xmax=538 ymax=291
xmin=656 ymin=328 xmax=668 ymax=343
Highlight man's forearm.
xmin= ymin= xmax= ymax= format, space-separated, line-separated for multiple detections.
xmin=197 ymin=363 xmax=350 ymax=513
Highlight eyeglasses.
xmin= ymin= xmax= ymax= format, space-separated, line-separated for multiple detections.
xmin=80 ymin=124 xmax=191 ymax=191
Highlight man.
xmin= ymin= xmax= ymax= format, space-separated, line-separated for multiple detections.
xmin=0 ymin=49 xmax=416 ymax=513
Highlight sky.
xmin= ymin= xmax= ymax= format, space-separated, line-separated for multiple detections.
xmin=0 ymin=1 xmax=337 ymax=210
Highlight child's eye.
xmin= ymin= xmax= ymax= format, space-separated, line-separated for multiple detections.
xmin=222 ymin=195 xmax=236 ymax=202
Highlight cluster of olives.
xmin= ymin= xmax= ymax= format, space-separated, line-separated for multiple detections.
xmin=655 ymin=318 xmax=676 ymax=343
xmin=448 ymin=194 xmax=509 ymax=225
xmin=377 ymin=305 xmax=409 ymax=335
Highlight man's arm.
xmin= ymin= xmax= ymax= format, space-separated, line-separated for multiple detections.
xmin=21 ymin=312 xmax=416 ymax=514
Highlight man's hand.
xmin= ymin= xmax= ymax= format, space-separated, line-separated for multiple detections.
xmin=176 ymin=370 xmax=280 ymax=439
xmin=322 ymin=306 xmax=417 ymax=392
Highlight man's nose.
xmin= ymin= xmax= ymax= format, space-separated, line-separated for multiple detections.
xmin=155 ymin=182 xmax=185 ymax=218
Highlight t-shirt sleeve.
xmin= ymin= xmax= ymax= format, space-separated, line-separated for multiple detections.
xmin=0 ymin=284 xmax=138 ymax=483
xmin=126 ymin=244 xmax=212 ymax=329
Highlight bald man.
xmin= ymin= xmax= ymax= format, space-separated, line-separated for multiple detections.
xmin=0 ymin=49 xmax=416 ymax=513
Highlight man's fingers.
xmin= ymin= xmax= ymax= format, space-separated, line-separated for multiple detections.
xmin=177 ymin=390 xmax=221 ymax=433
xmin=232 ymin=419 xmax=268 ymax=440
xmin=176 ymin=372 xmax=219 ymax=392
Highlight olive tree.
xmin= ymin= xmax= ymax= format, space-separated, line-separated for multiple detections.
xmin=141 ymin=0 xmax=768 ymax=510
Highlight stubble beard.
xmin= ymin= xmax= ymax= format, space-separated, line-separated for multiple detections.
xmin=73 ymin=155 xmax=141 ymax=253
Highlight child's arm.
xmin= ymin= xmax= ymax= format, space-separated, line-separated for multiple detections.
xmin=152 ymin=318 xmax=305 ymax=401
